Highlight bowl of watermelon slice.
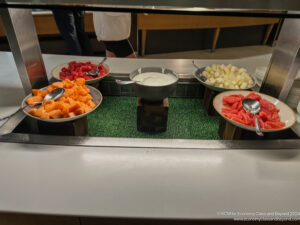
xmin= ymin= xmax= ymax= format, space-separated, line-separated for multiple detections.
xmin=51 ymin=60 xmax=110 ymax=85
xmin=213 ymin=91 xmax=296 ymax=132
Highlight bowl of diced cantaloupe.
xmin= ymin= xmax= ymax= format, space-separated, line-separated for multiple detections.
xmin=22 ymin=78 xmax=102 ymax=122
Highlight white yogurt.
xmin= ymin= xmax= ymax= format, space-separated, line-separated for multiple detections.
xmin=133 ymin=72 xmax=177 ymax=86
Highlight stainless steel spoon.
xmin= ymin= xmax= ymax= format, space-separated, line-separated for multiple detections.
xmin=25 ymin=88 xmax=65 ymax=108
xmin=242 ymin=98 xmax=264 ymax=136
xmin=192 ymin=60 xmax=207 ymax=82
xmin=86 ymin=57 xmax=107 ymax=77
xmin=115 ymin=76 xmax=155 ymax=85
xmin=0 ymin=88 xmax=65 ymax=121
xmin=116 ymin=80 xmax=139 ymax=85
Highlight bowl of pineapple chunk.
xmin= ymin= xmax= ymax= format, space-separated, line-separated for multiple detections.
xmin=194 ymin=64 xmax=256 ymax=92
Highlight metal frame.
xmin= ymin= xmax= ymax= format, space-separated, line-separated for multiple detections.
xmin=0 ymin=0 xmax=300 ymax=148
xmin=1 ymin=132 xmax=300 ymax=149
xmin=0 ymin=5 xmax=292 ymax=18
xmin=0 ymin=8 xmax=48 ymax=94
xmin=0 ymin=0 xmax=300 ymax=14
xmin=0 ymin=111 xmax=25 ymax=136
xmin=260 ymin=18 xmax=300 ymax=101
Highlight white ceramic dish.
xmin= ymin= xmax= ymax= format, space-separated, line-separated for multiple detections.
xmin=22 ymin=85 xmax=102 ymax=123
xmin=194 ymin=67 xmax=257 ymax=92
xmin=213 ymin=90 xmax=296 ymax=132
xmin=51 ymin=60 xmax=110 ymax=85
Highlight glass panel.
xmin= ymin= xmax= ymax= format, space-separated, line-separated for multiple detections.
xmin=1 ymin=0 xmax=300 ymax=18
xmin=0 ymin=6 xmax=299 ymax=140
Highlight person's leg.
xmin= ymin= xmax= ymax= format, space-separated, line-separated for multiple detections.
xmin=103 ymin=39 xmax=136 ymax=58
xmin=126 ymin=52 xmax=137 ymax=58
xmin=52 ymin=9 xmax=82 ymax=55
xmin=74 ymin=10 xmax=93 ymax=56
xmin=105 ymin=50 xmax=117 ymax=57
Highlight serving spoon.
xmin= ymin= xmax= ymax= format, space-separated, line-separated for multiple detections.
xmin=192 ymin=60 xmax=207 ymax=82
xmin=24 ymin=88 xmax=65 ymax=108
xmin=115 ymin=76 xmax=156 ymax=85
xmin=86 ymin=57 xmax=107 ymax=77
xmin=0 ymin=88 xmax=65 ymax=121
xmin=242 ymin=98 xmax=264 ymax=136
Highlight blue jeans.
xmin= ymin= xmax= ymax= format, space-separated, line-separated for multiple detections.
xmin=52 ymin=9 xmax=93 ymax=56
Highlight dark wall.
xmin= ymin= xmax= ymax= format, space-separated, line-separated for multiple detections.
xmin=140 ymin=24 xmax=276 ymax=55
xmin=0 ymin=21 xmax=277 ymax=56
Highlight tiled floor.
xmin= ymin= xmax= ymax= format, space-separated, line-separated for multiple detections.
xmin=141 ymin=45 xmax=273 ymax=59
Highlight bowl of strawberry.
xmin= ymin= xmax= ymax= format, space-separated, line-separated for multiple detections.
xmin=51 ymin=60 xmax=110 ymax=84
xmin=213 ymin=91 xmax=296 ymax=132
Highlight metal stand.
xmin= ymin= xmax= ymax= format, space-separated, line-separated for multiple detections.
xmin=0 ymin=8 xmax=48 ymax=95
xmin=260 ymin=18 xmax=300 ymax=101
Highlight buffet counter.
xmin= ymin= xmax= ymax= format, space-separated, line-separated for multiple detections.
xmin=1 ymin=51 xmax=300 ymax=220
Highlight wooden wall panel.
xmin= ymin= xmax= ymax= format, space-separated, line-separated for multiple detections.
xmin=0 ymin=12 xmax=94 ymax=37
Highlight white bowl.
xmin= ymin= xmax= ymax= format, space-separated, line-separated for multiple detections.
xmin=194 ymin=67 xmax=256 ymax=92
xmin=213 ymin=90 xmax=296 ymax=132
xmin=51 ymin=60 xmax=110 ymax=85
xmin=22 ymin=85 xmax=102 ymax=123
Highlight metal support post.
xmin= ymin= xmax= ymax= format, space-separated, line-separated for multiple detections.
xmin=260 ymin=18 xmax=300 ymax=101
xmin=0 ymin=8 xmax=48 ymax=95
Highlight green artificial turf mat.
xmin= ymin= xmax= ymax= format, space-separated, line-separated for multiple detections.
xmin=87 ymin=96 xmax=220 ymax=139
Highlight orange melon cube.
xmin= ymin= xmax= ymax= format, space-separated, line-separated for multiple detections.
xmin=34 ymin=106 xmax=46 ymax=118
xmin=65 ymin=97 xmax=75 ymax=105
xmin=77 ymin=86 xmax=88 ymax=96
xmin=49 ymin=109 xmax=64 ymax=119
xmin=45 ymin=85 xmax=55 ymax=93
xmin=87 ymin=100 xmax=96 ymax=108
xmin=62 ymin=79 xmax=74 ymax=88
xmin=77 ymin=95 xmax=92 ymax=103
xmin=68 ymin=112 xmax=76 ymax=117
xmin=75 ymin=78 xmax=85 ymax=86
xmin=84 ymin=105 xmax=92 ymax=113
xmin=28 ymin=108 xmax=37 ymax=116
xmin=52 ymin=82 xmax=64 ymax=88
xmin=40 ymin=112 xmax=50 ymax=119
xmin=32 ymin=89 xmax=47 ymax=98
xmin=26 ymin=96 xmax=43 ymax=105
xmin=55 ymin=102 xmax=69 ymax=115
xmin=74 ymin=107 xmax=84 ymax=115
xmin=69 ymin=102 xmax=81 ymax=112
xmin=44 ymin=100 xmax=56 ymax=112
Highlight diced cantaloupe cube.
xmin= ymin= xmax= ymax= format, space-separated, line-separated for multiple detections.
xmin=55 ymin=102 xmax=69 ymax=115
xmin=62 ymin=79 xmax=74 ymax=88
xmin=75 ymin=78 xmax=85 ymax=86
xmin=35 ymin=106 xmax=46 ymax=117
xmin=44 ymin=100 xmax=56 ymax=112
xmin=49 ymin=109 xmax=64 ymax=119
xmin=26 ymin=96 xmax=43 ymax=105
xmin=87 ymin=100 xmax=96 ymax=108
xmin=52 ymin=82 xmax=64 ymax=88
xmin=45 ymin=86 xmax=55 ymax=93
xmin=32 ymin=89 xmax=47 ymax=98
xmin=77 ymin=95 xmax=92 ymax=103
xmin=69 ymin=102 xmax=81 ymax=112
xmin=68 ymin=112 xmax=76 ymax=117
xmin=40 ymin=113 xmax=50 ymax=119
xmin=28 ymin=108 xmax=37 ymax=116
xmin=77 ymin=86 xmax=88 ymax=96
xmin=74 ymin=107 xmax=84 ymax=115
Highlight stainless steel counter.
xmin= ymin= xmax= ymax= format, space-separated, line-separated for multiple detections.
xmin=1 ymin=52 xmax=300 ymax=220
xmin=1 ymin=139 xmax=300 ymax=220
